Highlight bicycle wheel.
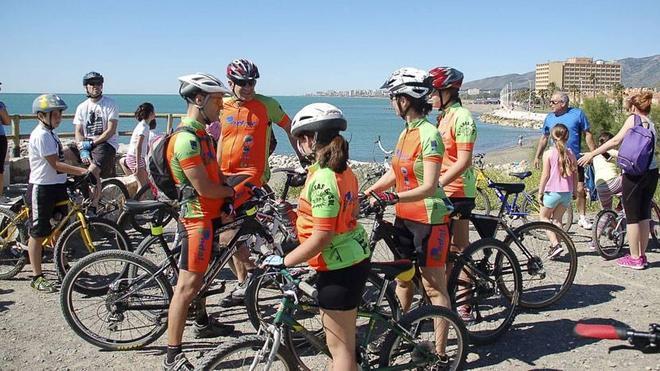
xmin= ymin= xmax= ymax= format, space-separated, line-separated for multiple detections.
xmin=593 ymin=209 xmax=625 ymax=260
xmin=378 ymin=305 xmax=468 ymax=371
xmin=502 ymin=221 xmax=578 ymax=309
xmin=650 ymin=202 xmax=660 ymax=249
xmin=447 ymin=238 xmax=521 ymax=345
xmin=474 ymin=187 xmax=492 ymax=216
xmin=134 ymin=232 xmax=178 ymax=285
xmin=521 ymin=189 xmax=573 ymax=232
xmin=198 ymin=335 xmax=297 ymax=370
xmin=60 ymin=250 xmax=172 ymax=350
xmin=134 ymin=183 xmax=155 ymax=201
xmin=119 ymin=205 xmax=178 ymax=237
xmin=54 ymin=217 xmax=131 ymax=293
xmin=0 ymin=207 xmax=28 ymax=279
xmin=98 ymin=178 xmax=130 ymax=223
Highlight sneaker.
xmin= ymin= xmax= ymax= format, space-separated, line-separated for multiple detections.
xmin=578 ymin=217 xmax=593 ymax=230
xmin=162 ymin=353 xmax=194 ymax=371
xmin=192 ymin=318 xmax=234 ymax=338
xmin=547 ymin=244 xmax=564 ymax=260
xmin=640 ymin=255 xmax=649 ymax=268
xmin=30 ymin=276 xmax=57 ymax=293
xmin=457 ymin=305 xmax=475 ymax=323
xmin=220 ymin=275 xmax=251 ymax=308
xmin=588 ymin=240 xmax=597 ymax=251
xmin=616 ymin=254 xmax=645 ymax=270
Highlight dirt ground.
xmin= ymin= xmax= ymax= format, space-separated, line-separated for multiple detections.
xmin=1 ymin=217 xmax=659 ymax=371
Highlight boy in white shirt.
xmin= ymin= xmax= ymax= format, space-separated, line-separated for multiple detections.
xmin=28 ymin=94 xmax=91 ymax=292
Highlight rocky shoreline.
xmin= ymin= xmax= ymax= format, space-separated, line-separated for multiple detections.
xmin=479 ymin=108 xmax=546 ymax=129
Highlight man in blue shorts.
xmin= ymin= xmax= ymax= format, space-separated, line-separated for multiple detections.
xmin=534 ymin=92 xmax=596 ymax=229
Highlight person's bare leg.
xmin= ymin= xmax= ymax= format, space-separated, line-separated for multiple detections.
xmin=639 ymin=219 xmax=650 ymax=256
xmin=420 ymin=266 xmax=450 ymax=355
xmin=167 ymin=270 xmax=203 ymax=345
xmin=88 ymin=163 xmax=102 ymax=208
xmin=576 ymin=181 xmax=586 ymax=218
xmin=626 ymin=222 xmax=643 ymax=258
xmin=395 ymin=279 xmax=414 ymax=312
xmin=27 ymin=236 xmax=46 ymax=276
xmin=321 ymin=309 xmax=358 ymax=371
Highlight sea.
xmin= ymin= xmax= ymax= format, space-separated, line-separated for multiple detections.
xmin=1 ymin=94 xmax=538 ymax=162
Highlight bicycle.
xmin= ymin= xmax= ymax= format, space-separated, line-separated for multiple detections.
xmin=198 ymin=263 xmax=469 ymax=371
xmin=472 ymin=153 xmax=573 ymax=232
xmin=0 ymin=176 xmax=130 ymax=284
xmin=59 ymin=184 xmax=276 ymax=350
xmin=592 ymin=197 xmax=660 ymax=260
xmin=574 ymin=321 xmax=658 ymax=354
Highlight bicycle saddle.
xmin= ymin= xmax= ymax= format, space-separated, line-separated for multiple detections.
xmin=488 ymin=182 xmax=525 ymax=194
xmin=371 ymin=260 xmax=414 ymax=281
xmin=509 ymin=171 xmax=532 ymax=180
xmin=123 ymin=200 xmax=172 ymax=213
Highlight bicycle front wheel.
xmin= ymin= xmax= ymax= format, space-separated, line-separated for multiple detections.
xmin=198 ymin=335 xmax=297 ymax=371
xmin=0 ymin=207 xmax=28 ymax=279
xmin=59 ymin=250 xmax=172 ymax=350
xmin=378 ymin=305 xmax=468 ymax=371
xmin=474 ymin=187 xmax=492 ymax=215
xmin=448 ymin=238 xmax=522 ymax=345
xmin=650 ymin=201 xmax=660 ymax=249
xmin=503 ymin=221 xmax=578 ymax=309
xmin=98 ymin=178 xmax=130 ymax=223
xmin=593 ymin=209 xmax=625 ymax=260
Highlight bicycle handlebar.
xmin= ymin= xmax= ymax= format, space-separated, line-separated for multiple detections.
xmin=374 ymin=136 xmax=393 ymax=155
xmin=574 ymin=323 xmax=628 ymax=340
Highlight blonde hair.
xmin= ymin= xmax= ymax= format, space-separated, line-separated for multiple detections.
xmin=551 ymin=124 xmax=576 ymax=177
xmin=630 ymin=91 xmax=653 ymax=115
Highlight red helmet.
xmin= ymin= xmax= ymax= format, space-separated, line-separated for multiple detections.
xmin=226 ymin=59 xmax=260 ymax=81
xmin=429 ymin=67 xmax=464 ymax=90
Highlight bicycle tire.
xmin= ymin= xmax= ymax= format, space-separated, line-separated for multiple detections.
xmin=118 ymin=205 xmax=178 ymax=237
xmin=592 ymin=209 xmax=625 ymax=260
xmin=134 ymin=232 xmax=178 ymax=285
xmin=474 ymin=187 xmax=492 ymax=216
xmin=59 ymin=250 xmax=172 ymax=350
xmin=502 ymin=221 xmax=578 ymax=309
xmin=198 ymin=335 xmax=298 ymax=371
xmin=378 ymin=305 xmax=468 ymax=371
xmin=650 ymin=201 xmax=660 ymax=249
xmin=522 ymin=188 xmax=574 ymax=232
xmin=98 ymin=178 xmax=130 ymax=223
xmin=54 ymin=216 xmax=131 ymax=293
xmin=447 ymin=238 xmax=521 ymax=345
xmin=134 ymin=183 xmax=154 ymax=201
xmin=0 ymin=207 xmax=28 ymax=279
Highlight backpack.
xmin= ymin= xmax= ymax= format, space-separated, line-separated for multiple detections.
xmin=148 ymin=126 xmax=200 ymax=200
xmin=617 ymin=114 xmax=655 ymax=176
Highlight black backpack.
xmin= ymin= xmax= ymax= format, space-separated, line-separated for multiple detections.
xmin=148 ymin=126 xmax=201 ymax=200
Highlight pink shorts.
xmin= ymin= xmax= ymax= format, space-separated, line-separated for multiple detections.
xmin=125 ymin=154 xmax=147 ymax=172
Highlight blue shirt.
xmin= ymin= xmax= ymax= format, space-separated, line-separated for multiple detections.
xmin=0 ymin=101 xmax=6 ymax=136
xmin=542 ymin=107 xmax=590 ymax=156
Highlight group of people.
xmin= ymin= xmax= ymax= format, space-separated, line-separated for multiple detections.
xmin=2 ymin=57 xmax=656 ymax=370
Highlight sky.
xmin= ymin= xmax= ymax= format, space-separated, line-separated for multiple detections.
xmin=2 ymin=0 xmax=659 ymax=95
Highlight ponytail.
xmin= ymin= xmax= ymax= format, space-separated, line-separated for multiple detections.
xmin=316 ymin=135 xmax=349 ymax=173
xmin=135 ymin=102 xmax=155 ymax=122
xmin=550 ymin=124 xmax=576 ymax=177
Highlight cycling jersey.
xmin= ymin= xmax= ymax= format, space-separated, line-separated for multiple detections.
xmin=438 ymin=102 xmax=477 ymax=198
xmin=392 ymin=117 xmax=449 ymax=224
xmin=296 ymin=163 xmax=370 ymax=271
xmin=166 ymin=117 xmax=224 ymax=219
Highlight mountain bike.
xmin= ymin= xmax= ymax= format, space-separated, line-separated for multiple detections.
xmin=574 ymin=321 xmax=658 ymax=354
xmin=198 ymin=263 xmax=468 ymax=371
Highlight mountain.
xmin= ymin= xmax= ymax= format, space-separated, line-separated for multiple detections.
xmin=462 ymin=54 xmax=660 ymax=91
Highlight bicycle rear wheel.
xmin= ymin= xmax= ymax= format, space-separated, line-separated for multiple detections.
xmin=503 ymin=221 xmax=578 ymax=309
xmin=593 ymin=209 xmax=625 ymax=260
xmin=447 ymin=238 xmax=521 ymax=345
xmin=378 ymin=305 xmax=468 ymax=371
xmin=134 ymin=232 xmax=178 ymax=285
xmin=0 ymin=207 xmax=28 ymax=279
xmin=650 ymin=201 xmax=660 ymax=250
xmin=473 ymin=187 xmax=492 ymax=216
xmin=59 ymin=250 xmax=172 ymax=350
xmin=198 ymin=335 xmax=297 ymax=371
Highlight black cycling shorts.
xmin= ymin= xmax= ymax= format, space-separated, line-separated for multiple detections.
xmin=622 ymin=168 xmax=659 ymax=224
xmin=68 ymin=142 xmax=117 ymax=178
xmin=27 ymin=183 xmax=68 ymax=238
xmin=0 ymin=136 xmax=7 ymax=174
xmin=316 ymin=259 xmax=370 ymax=311
xmin=393 ymin=218 xmax=450 ymax=268
xmin=448 ymin=197 xmax=476 ymax=220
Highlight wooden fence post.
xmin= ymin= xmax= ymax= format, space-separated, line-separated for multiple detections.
xmin=166 ymin=114 xmax=173 ymax=133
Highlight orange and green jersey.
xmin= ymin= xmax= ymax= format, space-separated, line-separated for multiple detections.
xmin=296 ymin=163 xmax=370 ymax=271
xmin=438 ymin=102 xmax=477 ymax=198
xmin=218 ymin=94 xmax=290 ymax=185
xmin=166 ymin=117 xmax=223 ymax=219
xmin=392 ymin=117 xmax=449 ymax=224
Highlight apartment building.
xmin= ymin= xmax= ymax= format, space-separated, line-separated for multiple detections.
xmin=535 ymin=57 xmax=621 ymax=94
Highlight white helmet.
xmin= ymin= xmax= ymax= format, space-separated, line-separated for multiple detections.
xmin=380 ymin=67 xmax=433 ymax=99
xmin=178 ymin=73 xmax=230 ymax=101
xmin=291 ymin=103 xmax=347 ymax=137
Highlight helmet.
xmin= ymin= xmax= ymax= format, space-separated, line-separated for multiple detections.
xmin=178 ymin=73 xmax=230 ymax=100
xmin=291 ymin=103 xmax=347 ymax=137
xmin=82 ymin=71 xmax=104 ymax=86
xmin=226 ymin=59 xmax=260 ymax=81
xmin=380 ymin=67 xmax=433 ymax=99
xmin=429 ymin=67 xmax=464 ymax=90
xmin=32 ymin=94 xmax=68 ymax=114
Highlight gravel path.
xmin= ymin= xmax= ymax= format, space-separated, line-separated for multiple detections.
xmin=1 ymin=220 xmax=659 ymax=370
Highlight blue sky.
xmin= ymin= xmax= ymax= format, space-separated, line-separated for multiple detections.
xmin=2 ymin=0 xmax=659 ymax=95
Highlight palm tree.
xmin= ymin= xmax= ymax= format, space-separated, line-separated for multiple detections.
xmin=547 ymin=82 xmax=558 ymax=96
xmin=612 ymin=82 xmax=625 ymax=112
xmin=569 ymin=84 xmax=580 ymax=105
xmin=539 ymin=89 xmax=549 ymax=107
xmin=588 ymin=73 xmax=597 ymax=97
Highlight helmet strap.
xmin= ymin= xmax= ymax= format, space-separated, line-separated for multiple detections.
xmin=196 ymin=94 xmax=213 ymax=125
xmin=231 ymin=82 xmax=245 ymax=102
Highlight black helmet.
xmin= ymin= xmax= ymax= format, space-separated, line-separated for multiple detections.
xmin=83 ymin=72 xmax=104 ymax=86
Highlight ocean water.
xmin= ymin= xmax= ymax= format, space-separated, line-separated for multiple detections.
xmin=0 ymin=93 xmax=537 ymax=161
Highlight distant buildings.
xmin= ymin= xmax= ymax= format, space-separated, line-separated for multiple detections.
xmin=304 ymin=89 xmax=387 ymax=97
xmin=467 ymin=88 xmax=481 ymax=96
xmin=535 ymin=57 xmax=621 ymax=94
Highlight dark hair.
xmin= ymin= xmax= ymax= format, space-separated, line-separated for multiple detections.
xmin=400 ymin=95 xmax=432 ymax=116
xmin=446 ymin=87 xmax=462 ymax=105
xmin=599 ymin=131 xmax=614 ymax=145
xmin=149 ymin=118 xmax=157 ymax=130
xmin=315 ymin=134 xmax=349 ymax=173
xmin=135 ymin=102 xmax=155 ymax=121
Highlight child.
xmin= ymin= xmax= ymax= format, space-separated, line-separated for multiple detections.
xmin=28 ymin=94 xmax=90 ymax=292
xmin=592 ymin=132 xmax=622 ymax=210
xmin=125 ymin=103 xmax=155 ymax=190
xmin=538 ymin=124 xmax=577 ymax=259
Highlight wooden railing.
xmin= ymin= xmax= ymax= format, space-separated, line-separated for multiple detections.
xmin=7 ymin=112 xmax=186 ymax=157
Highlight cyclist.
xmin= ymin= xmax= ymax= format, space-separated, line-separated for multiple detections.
xmin=163 ymin=73 xmax=236 ymax=370
xmin=217 ymin=59 xmax=304 ymax=307
xmin=365 ymin=67 xmax=452 ymax=357
xmin=66 ymin=72 xmax=119 ymax=215
xmin=263 ymin=103 xmax=370 ymax=371
xmin=27 ymin=94 xmax=91 ymax=292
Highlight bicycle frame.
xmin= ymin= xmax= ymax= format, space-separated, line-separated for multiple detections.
xmin=476 ymin=166 xmax=537 ymax=218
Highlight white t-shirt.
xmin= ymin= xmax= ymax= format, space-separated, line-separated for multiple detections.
xmin=73 ymin=96 xmax=119 ymax=150
xmin=28 ymin=124 xmax=67 ymax=185
xmin=127 ymin=120 xmax=150 ymax=161
xmin=593 ymin=150 xmax=619 ymax=186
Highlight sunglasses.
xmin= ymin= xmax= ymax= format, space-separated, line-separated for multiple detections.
xmin=233 ymin=79 xmax=257 ymax=87
xmin=87 ymin=82 xmax=103 ymax=87
xmin=549 ymin=100 xmax=562 ymax=104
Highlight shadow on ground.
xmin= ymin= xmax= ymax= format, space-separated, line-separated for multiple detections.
xmin=521 ymin=283 xmax=625 ymax=313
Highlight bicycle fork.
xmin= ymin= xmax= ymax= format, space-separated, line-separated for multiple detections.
xmin=76 ymin=211 xmax=96 ymax=253
xmin=252 ymin=324 xmax=282 ymax=371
